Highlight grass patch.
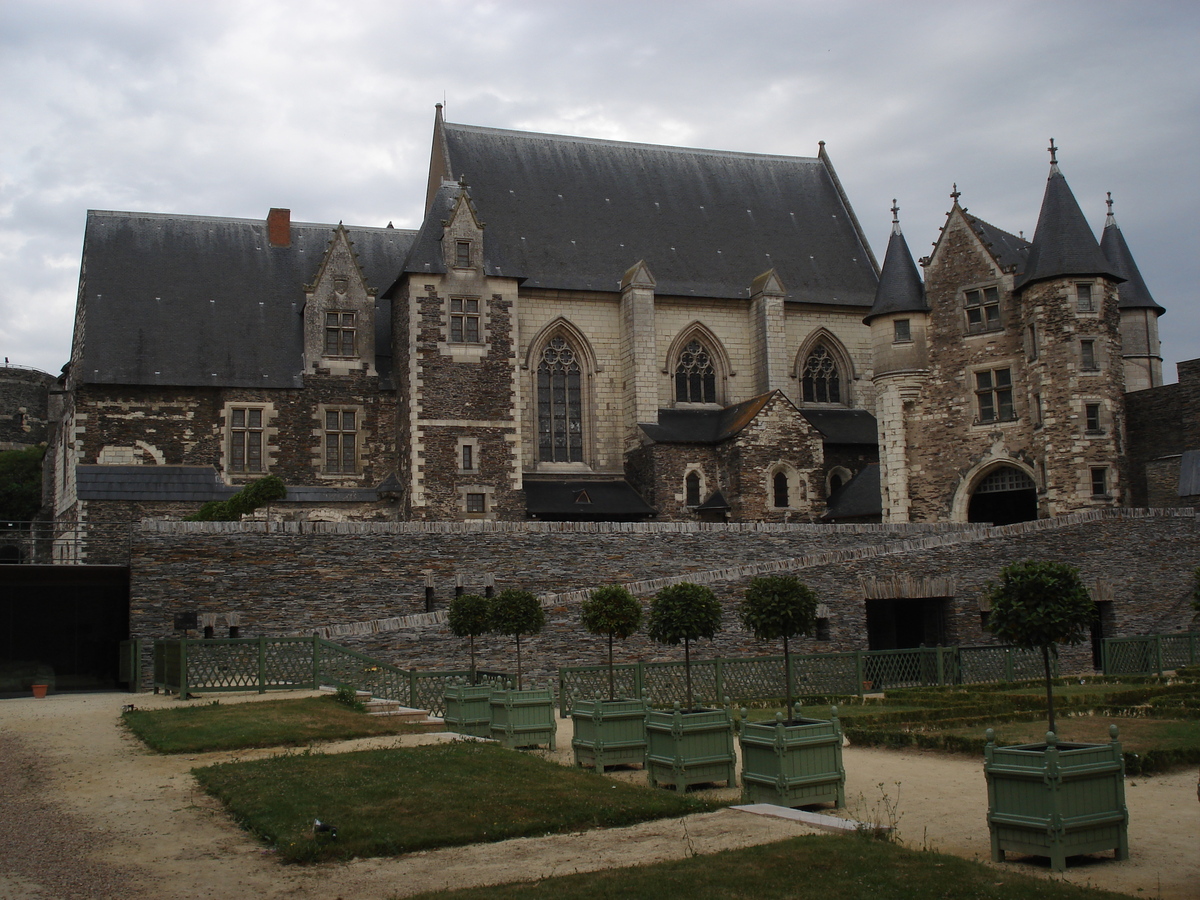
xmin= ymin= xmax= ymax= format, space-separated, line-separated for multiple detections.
xmin=193 ymin=741 xmax=720 ymax=863
xmin=123 ymin=696 xmax=437 ymax=753
xmin=406 ymin=833 xmax=1131 ymax=900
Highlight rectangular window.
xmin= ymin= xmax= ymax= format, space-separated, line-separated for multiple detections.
xmin=964 ymin=286 xmax=1001 ymax=333
xmin=449 ymin=298 xmax=480 ymax=343
xmin=1085 ymin=402 xmax=1102 ymax=433
xmin=893 ymin=319 xmax=911 ymax=343
xmin=1077 ymin=283 xmax=1095 ymax=313
xmin=324 ymin=409 xmax=357 ymax=474
xmin=1027 ymin=324 xmax=1038 ymax=361
xmin=1033 ymin=392 xmax=1043 ymax=427
xmin=816 ymin=618 xmax=831 ymax=642
xmin=975 ymin=367 xmax=1014 ymax=423
xmin=465 ymin=492 xmax=486 ymax=513
xmin=455 ymin=240 xmax=471 ymax=268
xmin=324 ymin=311 xmax=357 ymax=357
xmin=1090 ymin=466 xmax=1108 ymax=497
xmin=1081 ymin=339 xmax=1098 ymax=371
xmin=462 ymin=443 xmax=474 ymax=471
xmin=230 ymin=408 xmax=264 ymax=472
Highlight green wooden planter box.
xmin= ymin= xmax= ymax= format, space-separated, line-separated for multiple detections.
xmin=571 ymin=698 xmax=647 ymax=771
xmin=442 ymin=683 xmax=494 ymax=737
xmin=645 ymin=705 xmax=735 ymax=791
xmin=489 ymin=688 xmax=557 ymax=750
xmin=984 ymin=726 xmax=1129 ymax=872
xmin=739 ymin=707 xmax=846 ymax=808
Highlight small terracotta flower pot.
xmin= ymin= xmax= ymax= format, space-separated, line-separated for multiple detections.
xmin=31 ymin=684 xmax=49 ymax=699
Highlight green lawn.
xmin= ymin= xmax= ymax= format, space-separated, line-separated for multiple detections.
xmin=193 ymin=741 xmax=721 ymax=863
xmin=122 ymin=695 xmax=438 ymax=752
xmin=404 ymin=833 xmax=1131 ymax=900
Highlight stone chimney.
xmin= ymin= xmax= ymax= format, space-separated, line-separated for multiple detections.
xmin=267 ymin=208 xmax=291 ymax=247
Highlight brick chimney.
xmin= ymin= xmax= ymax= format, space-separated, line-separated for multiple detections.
xmin=267 ymin=208 xmax=291 ymax=247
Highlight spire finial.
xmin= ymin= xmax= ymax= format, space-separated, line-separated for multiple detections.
xmin=950 ymin=183 xmax=961 ymax=204
xmin=1048 ymin=138 xmax=1058 ymax=165
xmin=1106 ymin=191 xmax=1114 ymax=215
xmin=891 ymin=199 xmax=899 ymax=223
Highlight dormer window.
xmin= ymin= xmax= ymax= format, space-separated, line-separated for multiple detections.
xmin=325 ymin=312 xmax=357 ymax=357
xmin=455 ymin=240 xmax=472 ymax=268
xmin=964 ymin=286 xmax=1001 ymax=334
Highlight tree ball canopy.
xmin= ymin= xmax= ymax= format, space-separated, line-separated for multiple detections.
xmin=489 ymin=588 xmax=546 ymax=638
xmin=581 ymin=585 xmax=642 ymax=639
xmin=447 ymin=593 xmax=492 ymax=638
xmin=985 ymin=560 xmax=1095 ymax=651
xmin=647 ymin=582 xmax=722 ymax=646
xmin=740 ymin=574 xmax=819 ymax=642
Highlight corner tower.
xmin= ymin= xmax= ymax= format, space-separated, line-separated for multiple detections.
xmin=866 ymin=202 xmax=929 ymax=523
xmin=1100 ymin=193 xmax=1165 ymax=392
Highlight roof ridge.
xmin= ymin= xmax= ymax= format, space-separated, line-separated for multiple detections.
xmin=86 ymin=209 xmax=413 ymax=234
xmin=443 ymin=120 xmax=822 ymax=165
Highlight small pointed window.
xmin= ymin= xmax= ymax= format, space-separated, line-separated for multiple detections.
xmin=685 ymin=471 xmax=701 ymax=507
xmin=773 ymin=472 xmax=789 ymax=508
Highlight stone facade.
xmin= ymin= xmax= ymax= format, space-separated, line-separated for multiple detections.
xmin=0 ymin=365 xmax=57 ymax=451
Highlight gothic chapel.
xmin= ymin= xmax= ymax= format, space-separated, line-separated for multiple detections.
xmin=50 ymin=112 xmax=1165 ymax=536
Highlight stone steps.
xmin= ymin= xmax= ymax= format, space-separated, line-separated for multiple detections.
xmin=318 ymin=685 xmax=433 ymax=722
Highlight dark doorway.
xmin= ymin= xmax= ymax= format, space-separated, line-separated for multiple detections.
xmin=866 ymin=597 xmax=947 ymax=650
xmin=968 ymin=466 xmax=1038 ymax=525
xmin=1090 ymin=602 xmax=1112 ymax=670
xmin=0 ymin=566 xmax=130 ymax=694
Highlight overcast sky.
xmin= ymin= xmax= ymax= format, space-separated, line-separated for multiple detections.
xmin=2 ymin=0 xmax=1197 ymax=382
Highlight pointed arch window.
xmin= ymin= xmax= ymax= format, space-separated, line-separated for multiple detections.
xmin=537 ymin=336 xmax=583 ymax=462
xmin=675 ymin=340 xmax=717 ymax=403
xmin=686 ymin=471 xmax=701 ymax=507
xmin=773 ymin=472 xmax=789 ymax=508
xmin=801 ymin=345 xmax=842 ymax=404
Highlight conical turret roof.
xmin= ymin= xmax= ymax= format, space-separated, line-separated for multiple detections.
xmin=1100 ymin=194 xmax=1164 ymax=314
xmin=1016 ymin=141 xmax=1120 ymax=290
xmin=864 ymin=202 xmax=927 ymax=324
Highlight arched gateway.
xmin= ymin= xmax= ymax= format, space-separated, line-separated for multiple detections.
xmin=967 ymin=465 xmax=1038 ymax=526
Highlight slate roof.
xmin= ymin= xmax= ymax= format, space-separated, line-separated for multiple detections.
xmin=524 ymin=480 xmax=656 ymax=519
xmin=1101 ymin=214 xmax=1164 ymax=314
xmin=1016 ymin=165 xmax=1120 ymax=290
xmin=864 ymin=222 xmax=927 ymax=323
xmin=639 ymin=394 xmax=776 ymax=444
xmin=799 ymin=408 xmax=878 ymax=445
xmin=76 ymin=466 xmax=237 ymax=502
xmin=78 ymin=211 xmax=415 ymax=388
xmin=821 ymin=464 xmax=881 ymax=520
xmin=435 ymin=119 xmax=879 ymax=306
xmin=398 ymin=181 xmax=522 ymax=282
xmin=964 ymin=214 xmax=1030 ymax=274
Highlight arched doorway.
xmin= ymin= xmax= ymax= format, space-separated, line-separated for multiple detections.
xmin=967 ymin=465 xmax=1037 ymax=525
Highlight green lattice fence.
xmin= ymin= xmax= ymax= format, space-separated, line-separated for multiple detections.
xmin=958 ymin=646 xmax=1047 ymax=684
xmin=559 ymin=664 xmax=643 ymax=714
xmin=795 ymin=652 xmax=859 ymax=695
xmin=1103 ymin=633 xmax=1200 ymax=675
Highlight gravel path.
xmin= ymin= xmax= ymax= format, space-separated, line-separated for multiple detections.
xmin=1 ymin=690 xmax=1197 ymax=899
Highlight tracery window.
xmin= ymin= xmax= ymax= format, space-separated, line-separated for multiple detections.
xmin=675 ymin=340 xmax=717 ymax=404
xmin=537 ymin=337 xmax=583 ymax=462
xmin=801 ymin=345 xmax=842 ymax=404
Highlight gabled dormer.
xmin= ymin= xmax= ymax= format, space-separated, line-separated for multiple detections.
xmin=441 ymin=181 xmax=485 ymax=274
xmin=304 ymin=223 xmax=377 ymax=377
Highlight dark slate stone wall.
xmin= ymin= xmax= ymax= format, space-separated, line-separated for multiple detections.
xmin=0 ymin=366 xmax=56 ymax=448
xmin=130 ymin=511 xmax=1200 ymax=689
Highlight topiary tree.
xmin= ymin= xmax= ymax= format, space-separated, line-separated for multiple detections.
xmin=580 ymin=585 xmax=643 ymax=700
xmin=740 ymin=574 xmax=819 ymax=716
xmin=187 ymin=474 xmax=287 ymax=521
xmin=447 ymin=592 xmax=492 ymax=683
xmin=647 ymin=582 xmax=722 ymax=711
xmin=489 ymin=588 xmax=545 ymax=690
xmin=985 ymin=560 xmax=1095 ymax=734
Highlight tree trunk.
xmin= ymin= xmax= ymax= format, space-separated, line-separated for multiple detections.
xmin=783 ymin=635 xmax=793 ymax=716
xmin=607 ymin=632 xmax=615 ymax=701
xmin=469 ymin=634 xmax=477 ymax=685
xmin=684 ymin=638 xmax=692 ymax=710
xmin=1043 ymin=644 xmax=1056 ymax=735
xmin=516 ymin=634 xmax=523 ymax=691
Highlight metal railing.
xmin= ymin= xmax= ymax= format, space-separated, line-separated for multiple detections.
xmin=149 ymin=635 xmax=509 ymax=716
xmin=1 ymin=520 xmax=133 ymax=565
xmin=557 ymin=644 xmax=1046 ymax=716
xmin=1102 ymin=633 xmax=1200 ymax=676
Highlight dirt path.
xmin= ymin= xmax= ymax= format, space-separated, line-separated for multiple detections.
xmin=1 ymin=691 xmax=1196 ymax=900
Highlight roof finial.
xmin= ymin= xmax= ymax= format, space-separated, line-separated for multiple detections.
xmin=950 ymin=183 xmax=961 ymax=204
xmin=1105 ymin=190 xmax=1117 ymax=227
xmin=891 ymin=199 xmax=899 ymax=223
xmin=1048 ymin=138 xmax=1058 ymax=165
xmin=1106 ymin=191 xmax=1114 ymax=215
